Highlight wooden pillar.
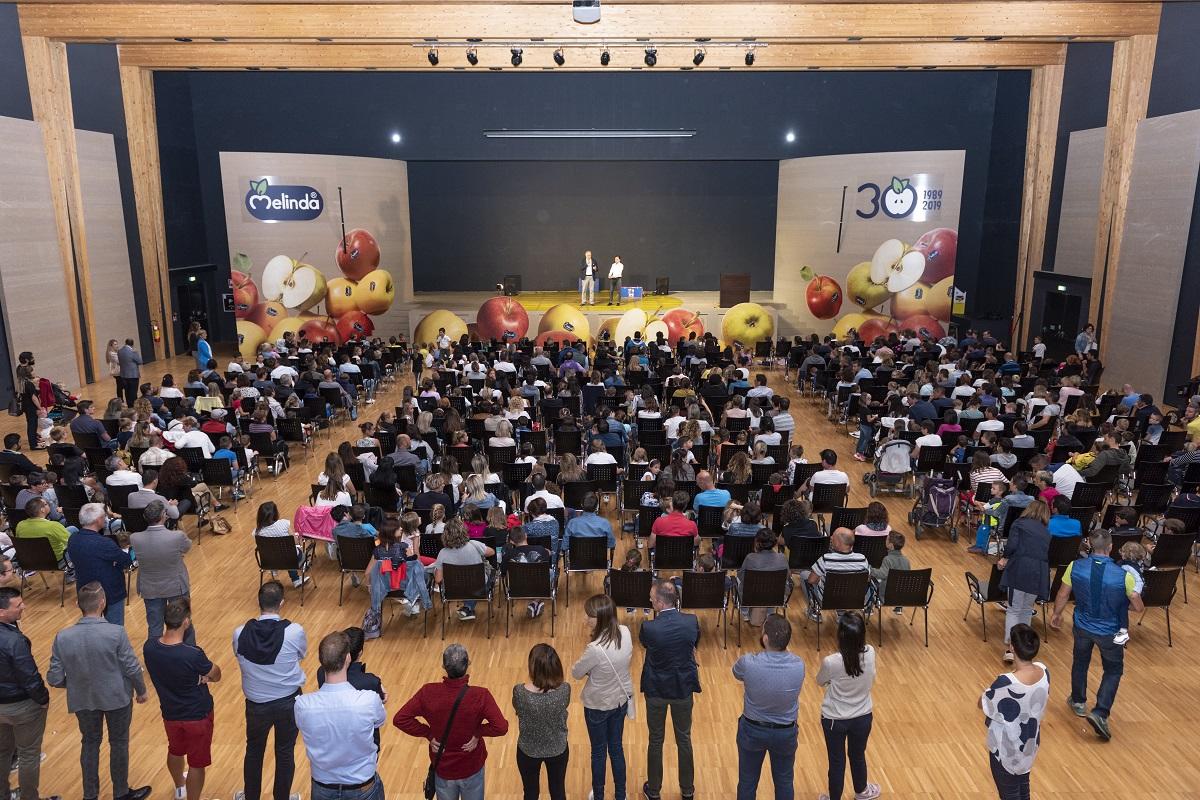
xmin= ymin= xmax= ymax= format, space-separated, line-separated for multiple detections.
xmin=1089 ymin=34 xmax=1157 ymax=362
xmin=119 ymin=62 xmax=174 ymax=360
xmin=1013 ymin=63 xmax=1065 ymax=350
xmin=22 ymin=35 xmax=96 ymax=382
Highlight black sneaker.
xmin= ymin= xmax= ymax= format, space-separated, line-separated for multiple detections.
xmin=1086 ymin=711 xmax=1111 ymax=741
xmin=115 ymin=787 xmax=153 ymax=800
xmin=641 ymin=782 xmax=660 ymax=800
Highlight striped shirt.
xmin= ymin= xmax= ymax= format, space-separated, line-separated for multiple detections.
xmin=811 ymin=551 xmax=869 ymax=581
xmin=969 ymin=467 xmax=1007 ymax=493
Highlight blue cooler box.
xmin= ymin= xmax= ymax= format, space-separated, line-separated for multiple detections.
xmin=620 ymin=286 xmax=644 ymax=300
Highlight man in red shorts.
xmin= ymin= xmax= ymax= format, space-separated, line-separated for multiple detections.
xmin=143 ymin=598 xmax=222 ymax=800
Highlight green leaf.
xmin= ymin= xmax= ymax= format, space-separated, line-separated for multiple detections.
xmin=890 ymin=177 xmax=906 ymax=193
xmin=232 ymin=252 xmax=251 ymax=271
xmin=249 ymin=178 xmax=268 ymax=195
xmin=799 ymin=265 xmax=815 ymax=282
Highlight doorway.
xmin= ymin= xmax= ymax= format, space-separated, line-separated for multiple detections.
xmin=173 ymin=271 xmax=213 ymax=358
xmin=1041 ymin=289 xmax=1082 ymax=358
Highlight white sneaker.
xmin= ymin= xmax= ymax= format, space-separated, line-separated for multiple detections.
xmin=292 ymin=576 xmax=311 ymax=588
xmin=1113 ymin=628 xmax=1130 ymax=646
xmin=234 ymin=792 xmax=246 ymax=800
xmin=174 ymin=786 xmax=186 ymax=800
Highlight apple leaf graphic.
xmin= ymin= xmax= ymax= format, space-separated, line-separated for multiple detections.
xmin=890 ymin=177 xmax=909 ymax=193
xmin=799 ymin=265 xmax=815 ymax=282
xmin=249 ymin=179 xmax=268 ymax=195
xmin=232 ymin=252 xmax=251 ymax=271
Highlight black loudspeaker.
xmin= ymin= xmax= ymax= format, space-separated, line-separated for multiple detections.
xmin=503 ymin=274 xmax=521 ymax=296
xmin=655 ymin=277 xmax=670 ymax=295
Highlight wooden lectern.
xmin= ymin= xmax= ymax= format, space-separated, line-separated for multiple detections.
xmin=719 ymin=274 xmax=751 ymax=308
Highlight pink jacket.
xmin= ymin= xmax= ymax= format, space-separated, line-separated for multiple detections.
xmin=293 ymin=504 xmax=335 ymax=541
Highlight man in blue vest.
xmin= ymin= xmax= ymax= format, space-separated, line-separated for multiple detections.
xmin=1050 ymin=531 xmax=1144 ymax=741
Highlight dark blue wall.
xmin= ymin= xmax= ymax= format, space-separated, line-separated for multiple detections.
xmin=0 ymin=3 xmax=26 ymax=400
xmin=159 ymin=69 xmax=1025 ymax=315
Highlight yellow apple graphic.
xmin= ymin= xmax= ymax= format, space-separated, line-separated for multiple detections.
xmin=537 ymin=303 xmax=592 ymax=344
xmin=891 ymin=276 xmax=953 ymax=321
xmin=268 ymin=315 xmax=307 ymax=342
xmin=721 ymin=302 xmax=774 ymax=346
xmin=325 ymin=278 xmax=358 ymax=317
xmin=832 ymin=311 xmax=889 ymax=340
xmin=354 ymin=269 xmax=395 ymax=315
xmin=846 ymin=261 xmax=891 ymax=310
xmin=413 ymin=310 xmax=467 ymax=347
xmin=236 ymin=320 xmax=269 ymax=361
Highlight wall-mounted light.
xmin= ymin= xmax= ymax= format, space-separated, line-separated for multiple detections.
xmin=466 ymin=48 xmax=478 ymax=65
xmin=600 ymin=49 xmax=610 ymax=66
xmin=391 ymin=132 xmax=402 ymax=144
xmin=553 ymin=48 xmax=565 ymax=66
xmin=785 ymin=131 xmax=796 ymax=143
xmin=426 ymin=48 xmax=439 ymax=66
xmin=692 ymin=49 xmax=705 ymax=66
xmin=511 ymin=48 xmax=523 ymax=66
xmin=644 ymin=48 xmax=657 ymax=67
xmin=1057 ymin=284 xmax=1067 ymax=292
xmin=745 ymin=50 xmax=755 ymax=66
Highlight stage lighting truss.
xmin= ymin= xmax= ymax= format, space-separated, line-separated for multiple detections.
xmin=409 ymin=42 xmax=765 ymax=69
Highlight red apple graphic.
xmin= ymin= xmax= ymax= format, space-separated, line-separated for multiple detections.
xmin=911 ymin=227 xmax=958 ymax=284
xmin=299 ymin=316 xmax=342 ymax=346
xmin=660 ymin=308 xmax=705 ymax=343
xmin=336 ymin=310 xmax=375 ymax=343
xmin=334 ymin=228 xmax=381 ymax=281
xmin=231 ymin=270 xmax=260 ymax=319
xmin=475 ymin=296 xmax=529 ymax=342
xmin=805 ymin=275 xmax=843 ymax=320
xmin=534 ymin=330 xmax=578 ymax=349
xmin=244 ymin=301 xmax=287 ymax=331
xmin=858 ymin=317 xmax=897 ymax=343
xmin=899 ymin=314 xmax=946 ymax=341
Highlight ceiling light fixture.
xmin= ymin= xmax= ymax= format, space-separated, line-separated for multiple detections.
xmin=745 ymin=50 xmax=755 ymax=66
xmin=391 ymin=132 xmax=402 ymax=143
xmin=553 ymin=48 xmax=565 ymax=66
xmin=466 ymin=48 xmax=478 ymax=65
xmin=511 ymin=48 xmax=523 ymax=66
xmin=427 ymin=49 xmax=438 ymax=65
xmin=600 ymin=49 xmax=610 ymax=66
xmin=693 ymin=49 xmax=705 ymax=66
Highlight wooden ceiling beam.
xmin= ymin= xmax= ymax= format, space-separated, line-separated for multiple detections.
xmin=117 ymin=41 xmax=1066 ymax=69
xmin=19 ymin=2 xmax=1162 ymax=43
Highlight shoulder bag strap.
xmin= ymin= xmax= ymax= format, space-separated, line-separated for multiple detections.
xmin=595 ymin=631 xmax=632 ymax=701
xmin=430 ymin=684 xmax=471 ymax=772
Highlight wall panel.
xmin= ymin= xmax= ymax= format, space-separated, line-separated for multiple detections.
xmin=1052 ymin=127 xmax=1106 ymax=279
xmin=0 ymin=115 xmax=83 ymax=389
xmin=1105 ymin=108 xmax=1200 ymax=398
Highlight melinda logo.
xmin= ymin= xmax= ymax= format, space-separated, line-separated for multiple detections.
xmin=244 ymin=178 xmax=324 ymax=221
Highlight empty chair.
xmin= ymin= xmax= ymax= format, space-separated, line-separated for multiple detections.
xmin=877 ymin=568 xmax=934 ymax=647
xmin=852 ymin=536 xmax=888 ymax=569
xmin=202 ymin=458 xmax=246 ymax=507
xmin=829 ymin=506 xmax=868 ymax=533
xmin=1149 ymin=533 xmax=1197 ymax=602
xmin=963 ymin=564 xmax=1006 ymax=642
xmin=1069 ymin=483 xmax=1109 ymax=511
xmin=810 ymin=483 xmax=848 ymax=530
xmin=787 ymin=535 xmax=829 ymax=575
xmin=720 ymin=535 xmax=756 ymax=571
xmin=680 ymin=570 xmax=730 ymax=649
xmin=1138 ymin=568 xmax=1181 ymax=647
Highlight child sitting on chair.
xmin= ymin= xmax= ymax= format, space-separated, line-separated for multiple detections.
xmin=1113 ymin=541 xmax=1148 ymax=646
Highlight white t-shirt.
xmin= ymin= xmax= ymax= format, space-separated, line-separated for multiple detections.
xmin=1053 ymin=464 xmax=1084 ymax=499
xmin=811 ymin=469 xmax=850 ymax=486
xmin=1032 ymin=342 xmax=1047 ymax=359
xmin=915 ymin=434 xmax=943 ymax=449
xmin=609 ymin=262 xmax=624 ymax=280
xmin=585 ymin=452 xmax=617 ymax=466
xmin=583 ymin=259 xmax=595 ymax=277
xmin=524 ymin=489 xmax=564 ymax=510
xmin=977 ymin=419 xmax=1005 ymax=433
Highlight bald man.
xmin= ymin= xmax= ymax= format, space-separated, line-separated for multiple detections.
xmin=806 ymin=527 xmax=869 ymax=619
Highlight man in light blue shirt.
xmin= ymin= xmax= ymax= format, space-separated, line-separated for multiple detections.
xmin=733 ymin=614 xmax=805 ymax=800
xmin=692 ymin=470 xmax=732 ymax=513
xmin=564 ymin=492 xmax=616 ymax=549
xmin=295 ymin=631 xmax=387 ymax=800
xmin=233 ymin=581 xmax=308 ymax=800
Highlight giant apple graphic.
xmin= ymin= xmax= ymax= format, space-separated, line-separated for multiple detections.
xmin=898 ymin=314 xmax=946 ymax=341
xmin=475 ymin=296 xmax=529 ymax=343
xmin=336 ymin=310 xmax=375 ymax=343
xmin=535 ymin=330 xmax=578 ymax=349
xmin=891 ymin=276 xmax=953 ymax=321
xmin=268 ymin=315 xmax=306 ymax=343
xmin=803 ymin=266 xmax=842 ymax=320
xmin=869 ymin=239 xmax=925 ymax=293
xmin=325 ymin=277 xmax=358 ymax=318
xmin=413 ymin=310 xmax=468 ymax=347
xmin=353 ymin=269 xmax=395 ymax=315
xmin=911 ymin=227 xmax=958 ymax=284
xmin=300 ymin=316 xmax=342 ymax=346
xmin=244 ymin=301 xmax=288 ymax=332
xmin=261 ymin=255 xmax=328 ymax=311
xmin=231 ymin=270 xmax=259 ymax=319
xmin=721 ymin=302 xmax=774 ymax=346
xmin=832 ymin=311 xmax=889 ymax=340
xmin=537 ymin=303 xmax=591 ymax=344
xmin=858 ymin=317 xmax=897 ymax=343
xmin=335 ymin=228 xmax=380 ymax=281
xmin=660 ymin=308 xmax=705 ymax=343
xmin=599 ymin=309 xmax=647 ymax=345
xmin=236 ymin=320 xmax=269 ymax=360
xmin=643 ymin=319 xmax=670 ymax=342
xmin=846 ymin=261 xmax=890 ymax=310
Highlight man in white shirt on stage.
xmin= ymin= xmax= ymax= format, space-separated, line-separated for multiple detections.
xmin=580 ymin=250 xmax=597 ymax=306
xmin=608 ymin=256 xmax=624 ymax=306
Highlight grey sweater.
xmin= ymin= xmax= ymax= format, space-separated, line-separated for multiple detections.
xmin=512 ymin=682 xmax=571 ymax=758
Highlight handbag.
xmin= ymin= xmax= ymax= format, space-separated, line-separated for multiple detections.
xmin=596 ymin=632 xmax=635 ymax=720
xmin=423 ymin=683 xmax=470 ymax=799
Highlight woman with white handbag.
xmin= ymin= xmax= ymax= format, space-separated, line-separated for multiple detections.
xmin=571 ymin=594 xmax=634 ymax=800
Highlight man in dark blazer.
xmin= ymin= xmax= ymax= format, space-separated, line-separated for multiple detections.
xmin=579 ymin=250 xmax=598 ymax=306
xmin=117 ymin=338 xmax=142 ymax=407
xmin=639 ymin=579 xmax=701 ymax=800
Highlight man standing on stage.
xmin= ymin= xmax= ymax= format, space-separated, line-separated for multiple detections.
xmin=608 ymin=256 xmax=624 ymax=306
xmin=580 ymin=250 xmax=597 ymax=306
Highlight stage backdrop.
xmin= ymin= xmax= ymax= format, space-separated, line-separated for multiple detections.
xmin=774 ymin=150 xmax=965 ymax=340
xmin=218 ymin=151 xmax=414 ymax=356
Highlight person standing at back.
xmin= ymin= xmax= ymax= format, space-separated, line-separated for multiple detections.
xmin=639 ymin=580 xmax=700 ymax=800
xmin=393 ymin=643 xmax=510 ymax=800
xmin=512 ymin=643 xmax=571 ymax=800
xmin=982 ymin=624 xmax=1049 ymax=799
xmin=46 ymin=582 xmax=151 ymax=800
xmin=0 ymin=587 xmax=58 ymax=800
xmin=733 ymin=614 xmax=805 ymax=800
xmin=67 ymin=503 xmax=133 ymax=626
xmin=130 ymin=501 xmax=193 ymax=643
xmin=117 ymin=339 xmax=142 ymax=408
xmin=816 ymin=612 xmax=879 ymax=800
xmin=572 ymin=594 xmax=633 ymax=800
xmin=1050 ymin=530 xmax=1143 ymax=741
xmin=232 ymin=581 xmax=307 ymax=800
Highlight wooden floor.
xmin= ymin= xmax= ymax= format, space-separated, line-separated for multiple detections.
xmin=10 ymin=353 xmax=1199 ymax=800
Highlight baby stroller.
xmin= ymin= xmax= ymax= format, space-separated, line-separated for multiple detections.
xmin=866 ymin=438 xmax=913 ymax=498
xmin=908 ymin=476 xmax=959 ymax=541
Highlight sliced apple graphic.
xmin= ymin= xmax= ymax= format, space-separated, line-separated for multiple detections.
xmin=869 ymin=239 xmax=924 ymax=294
xmin=643 ymin=319 xmax=670 ymax=342
xmin=261 ymin=255 xmax=327 ymax=311
xmin=599 ymin=309 xmax=646 ymax=345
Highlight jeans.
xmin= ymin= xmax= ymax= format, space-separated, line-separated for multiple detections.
xmin=310 ymin=775 xmax=384 ymax=800
xmin=434 ymin=767 xmax=485 ymax=800
xmin=1004 ymin=589 xmax=1037 ymax=645
xmin=145 ymin=595 xmax=195 ymax=644
xmin=1070 ymin=628 xmax=1124 ymax=718
xmin=516 ymin=746 xmax=568 ymax=800
xmin=820 ymin=713 xmax=873 ymax=800
xmin=609 ymin=277 xmax=622 ymax=304
xmin=855 ymin=424 xmax=875 ymax=457
xmin=244 ymin=693 xmax=299 ymax=800
xmin=77 ymin=703 xmax=132 ymax=799
xmin=22 ymin=409 xmax=38 ymax=452
xmin=989 ymin=753 xmax=1031 ymax=800
xmin=584 ymin=705 xmax=627 ymax=800
xmin=104 ymin=600 xmax=126 ymax=626
xmin=736 ymin=717 xmax=797 ymax=800
xmin=0 ymin=698 xmax=47 ymax=800
xmin=645 ymin=696 xmax=694 ymax=797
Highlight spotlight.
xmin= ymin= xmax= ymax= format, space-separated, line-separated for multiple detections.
xmin=644 ymin=48 xmax=657 ymax=67
xmin=693 ymin=49 xmax=705 ymax=66
xmin=511 ymin=48 xmax=523 ymax=66
xmin=785 ymin=130 xmax=795 ymax=143
xmin=600 ymin=49 xmax=610 ymax=66
xmin=466 ymin=48 xmax=478 ymax=65
xmin=553 ymin=48 xmax=565 ymax=66
xmin=745 ymin=50 xmax=755 ymax=66
xmin=427 ymin=48 xmax=438 ymax=66
xmin=391 ymin=132 xmax=402 ymax=144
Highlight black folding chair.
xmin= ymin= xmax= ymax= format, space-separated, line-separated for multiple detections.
xmin=504 ymin=561 xmax=556 ymax=637
xmin=563 ymin=481 xmax=599 ymax=510
xmin=1149 ymin=533 xmax=1197 ymax=602
xmin=254 ymin=535 xmax=316 ymax=606
xmin=607 ymin=568 xmax=653 ymax=621
xmin=564 ymin=536 xmax=611 ymax=606
xmin=12 ymin=537 xmax=67 ymax=606
xmin=963 ymin=564 xmax=1005 ymax=641
xmin=787 ymin=535 xmax=829 ymax=574
xmin=720 ymin=535 xmax=756 ymax=571
xmin=587 ymin=464 xmax=619 ymax=496
xmin=829 ymin=506 xmax=868 ymax=533
xmin=335 ymin=535 xmax=376 ymax=606
xmin=852 ymin=535 xmax=888 ymax=569
xmin=106 ymin=483 xmax=138 ymax=512
xmin=440 ymin=562 xmax=494 ymax=639
xmin=1138 ymin=567 xmax=1181 ymax=646
xmin=651 ymin=535 xmax=695 ymax=572
xmin=202 ymin=458 xmax=246 ymax=507
xmin=810 ymin=570 xmax=871 ymax=649
xmin=878 ymin=568 xmax=934 ymax=647
xmin=811 ymin=483 xmax=848 ymax=531
xmin=680 ymin=570 xmax=730 ymax=649
xmin=735 ymin=569 xmax=791 ymax=646
xmin=177 ymin=447 xmax=206 ymax=475
xmin=696 ymin=504 xmax=726 ymax=543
